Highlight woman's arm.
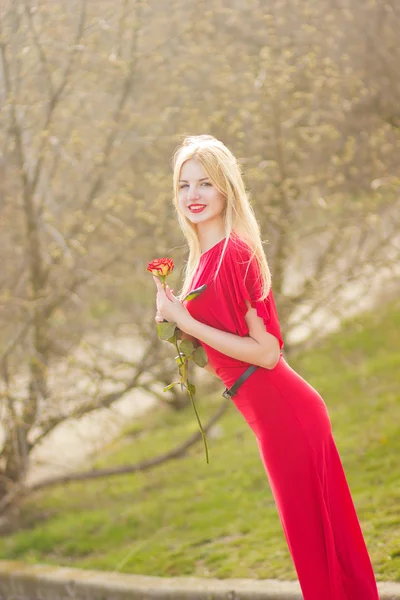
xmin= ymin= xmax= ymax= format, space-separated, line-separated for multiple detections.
xmin=179 ymin=300 xmax=280 ymax=370
xmin=154 ymin=277 xmax=280 ymax=370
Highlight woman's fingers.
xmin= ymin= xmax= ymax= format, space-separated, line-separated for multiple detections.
xmin=152 ymin=278 xmax=177 ymax=322
xmin=155 ymin=306 xmax=163 ymax=323
xmin=165 ymin=284 xmax=178 ymax=303
xmin=153 ymin=277 xmax=165 ymax=321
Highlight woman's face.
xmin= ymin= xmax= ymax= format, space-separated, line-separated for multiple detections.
xmin=178 ymin=159 xmax=226 ymax=230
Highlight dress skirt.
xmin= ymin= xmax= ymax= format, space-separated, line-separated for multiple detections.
xmin=229 ymin=355 xmax=380 ymax=600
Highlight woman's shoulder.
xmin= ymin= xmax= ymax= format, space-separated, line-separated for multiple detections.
xmin=223 ymin=233 xmax=256 ymax=268
xmin=225 ymin=232 xmax=253 ymax=255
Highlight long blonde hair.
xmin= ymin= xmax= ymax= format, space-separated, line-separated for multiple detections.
xmin=171 ymin=135 xmax=272 ymax=301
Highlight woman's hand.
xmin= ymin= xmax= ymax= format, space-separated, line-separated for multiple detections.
xmin=153 ymin=276 xmax=192 ymax=330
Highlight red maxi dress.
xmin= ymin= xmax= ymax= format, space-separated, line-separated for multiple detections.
xmin=183 ymin=233 xmax=379 ymax=600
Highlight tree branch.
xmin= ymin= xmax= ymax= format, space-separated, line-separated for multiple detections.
xmin=0 ymin=397 xmax=230 ymax=512
xmin=29 ymin=397 xmax=231 ymax=493
xmin=22 ymin=0 xmax=54 ymax=95
xmin=30 ymin=330 xmax=159 ymax=448
xmin=29 ymin=0 xmax=87 ymax=200
xmin=68 ymin=0 xmax=142 ymax=238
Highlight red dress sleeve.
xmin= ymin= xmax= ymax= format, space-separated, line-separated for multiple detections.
xmin=219 ymin=237 xmax=284 ymax=349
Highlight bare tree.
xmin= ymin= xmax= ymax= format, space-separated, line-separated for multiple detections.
xmin=0 ymin=0 xmax=168 ymax=506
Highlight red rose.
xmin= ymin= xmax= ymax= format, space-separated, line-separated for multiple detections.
xmin=147 ymin=253 xmax=209 ymax=463
xmin=147 ymin=257 xmax=174 ymax=278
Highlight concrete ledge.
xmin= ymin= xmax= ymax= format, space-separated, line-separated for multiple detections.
xmin=0 ymin=560 xmax=399 ymax=599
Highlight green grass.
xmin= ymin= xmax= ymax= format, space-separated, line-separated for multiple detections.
xmin=0 ymin=300 xmax=399 ymax=581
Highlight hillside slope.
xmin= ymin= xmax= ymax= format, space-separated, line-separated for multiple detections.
xmin=0 ymin=300 xmax=399 ymax=582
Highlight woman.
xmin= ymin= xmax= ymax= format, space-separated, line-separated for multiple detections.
xmin=153 ymin=134 xmax=380 ymax=600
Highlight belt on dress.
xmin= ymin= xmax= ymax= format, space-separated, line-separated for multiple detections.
xmin=222 ymin=365 xmax=259 ymax=399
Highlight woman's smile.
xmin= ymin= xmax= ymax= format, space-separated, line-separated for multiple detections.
xmin=188 ymin=204 xmax=207 ymax=213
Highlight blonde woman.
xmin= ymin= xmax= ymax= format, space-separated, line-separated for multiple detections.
xmin=153 ymin=134 xmax=379 ymax=600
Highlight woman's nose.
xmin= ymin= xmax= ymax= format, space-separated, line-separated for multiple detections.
xmin=187 ymin=186 xmax=200 ymax=201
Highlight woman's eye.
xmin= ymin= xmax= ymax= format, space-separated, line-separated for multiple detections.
xmin=179 ymin=182 xmax=211 ymax=189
